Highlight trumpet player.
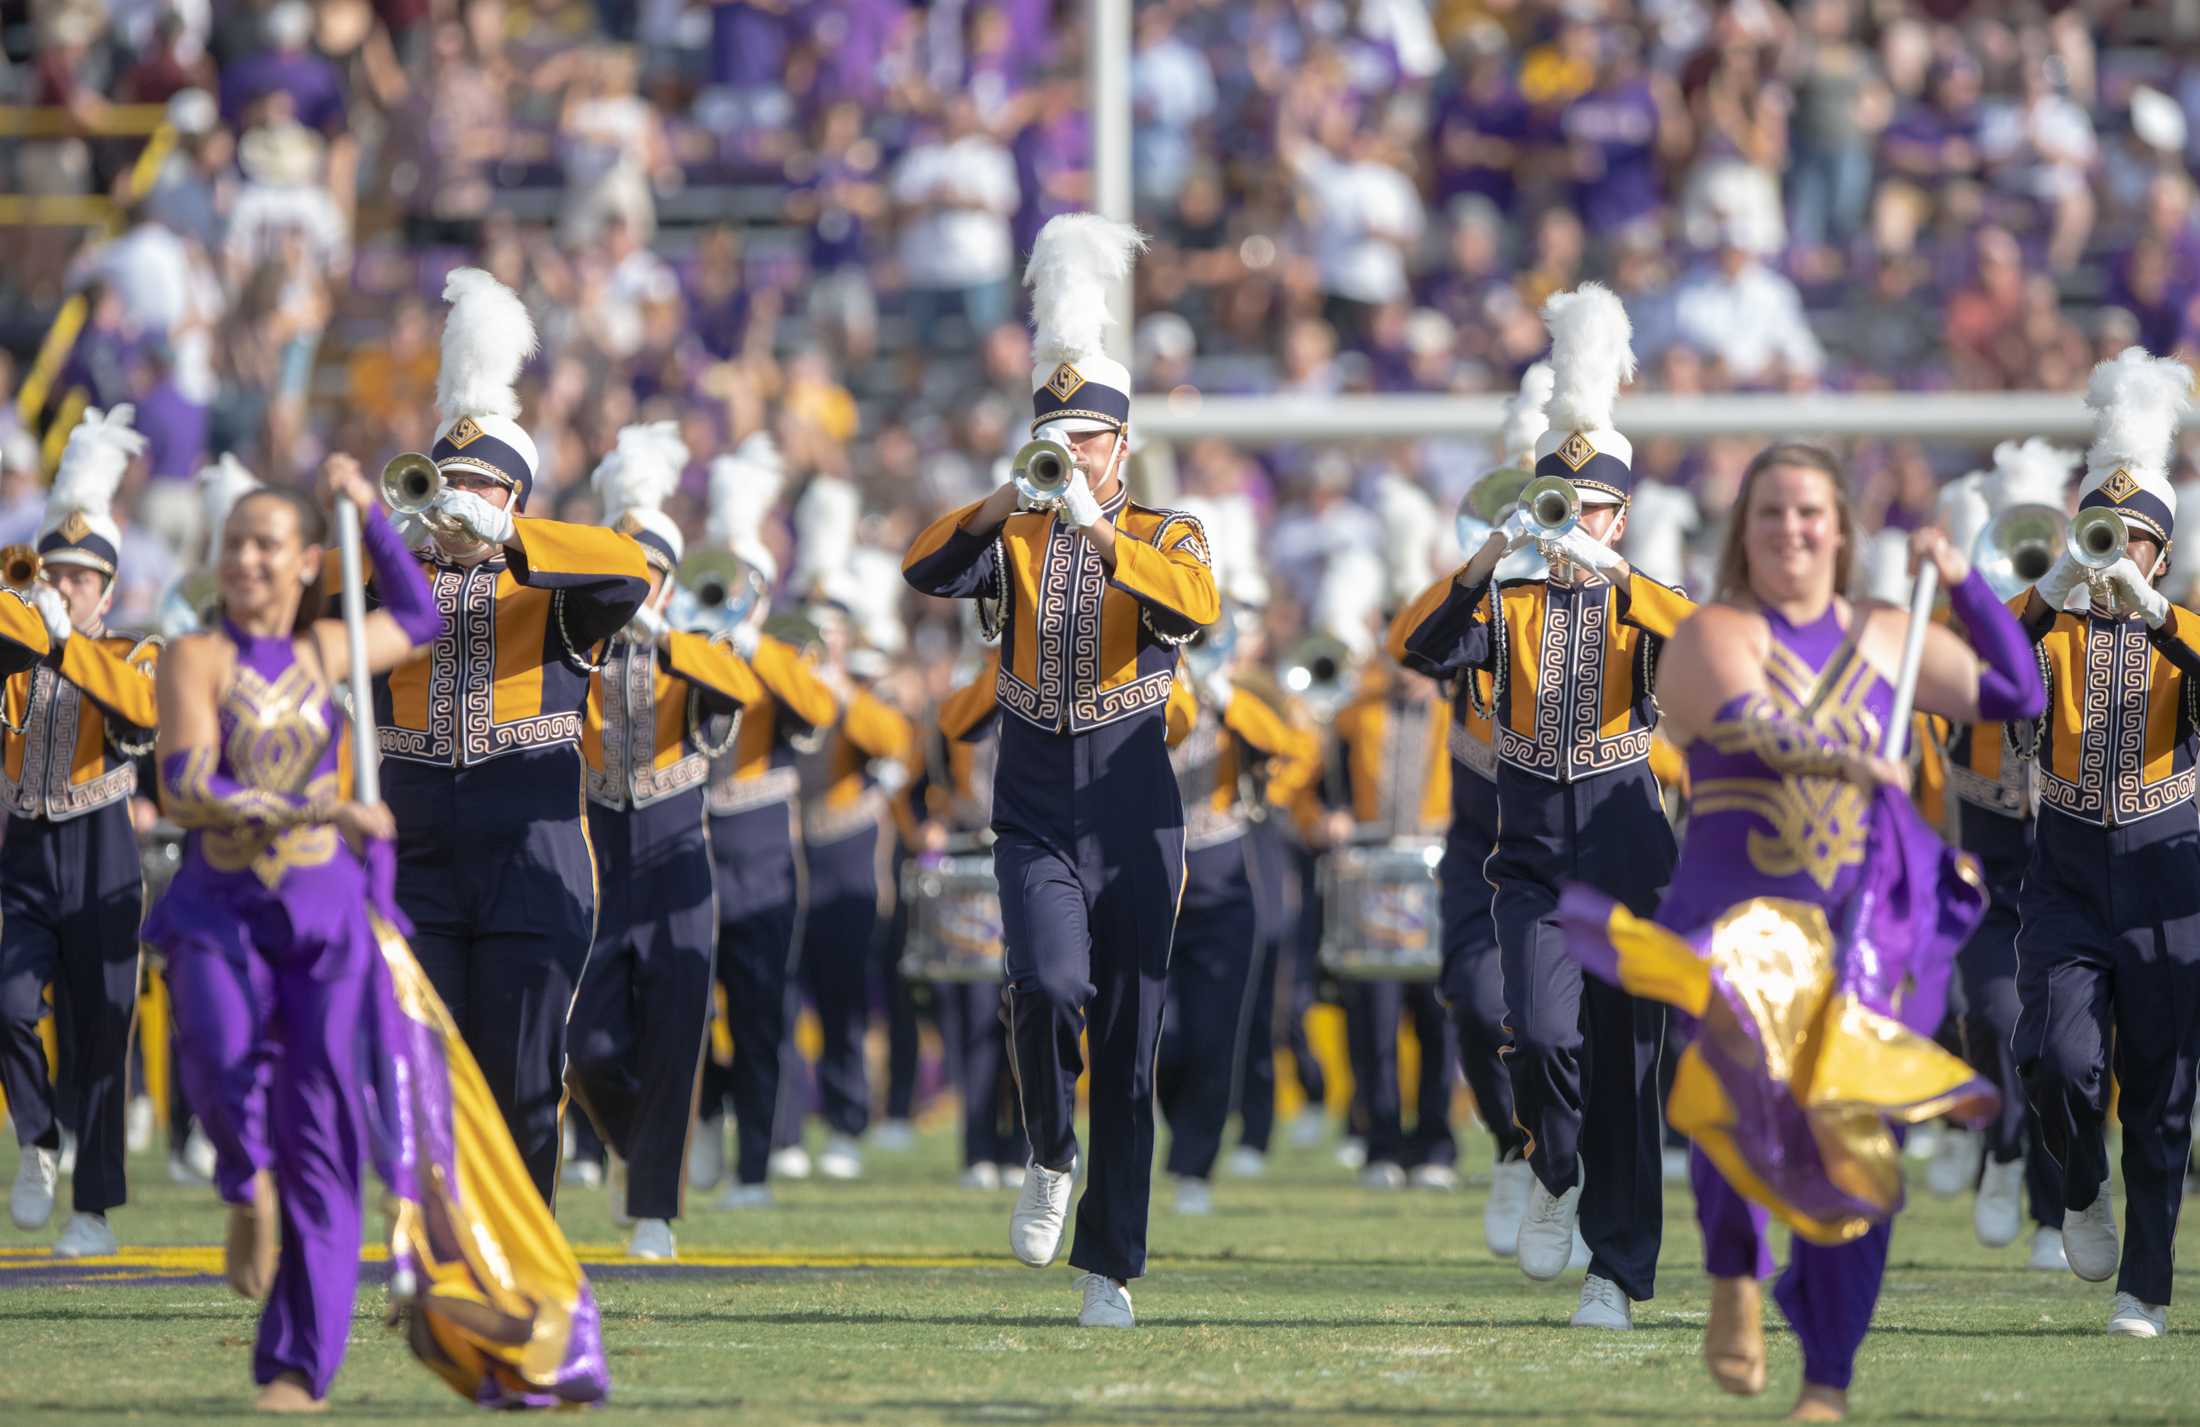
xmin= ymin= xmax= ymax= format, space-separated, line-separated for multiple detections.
xmin=1391 ymin=285 xmax=1692 ymax=1329
xmin=0 ymin=406 xmax=159 ymax=1258
xmin=903 ymin=214 xmax=1218 ymax=1327
xmin=2010 ymin=349 xmax=2200 ymax=1339
xmin=569 ymin=423 xmax=762 ymax=1260
xmin=348 ymin=270 xmax=651 ymax=1200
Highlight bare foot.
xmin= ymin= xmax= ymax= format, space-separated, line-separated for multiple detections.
xmin=253 ymin=1373 xmax=326 ymax=1413
xmin=225 ymin=1169 xmax=280 ymax=1300
xmin=1704 ymin=1274 xmax=1767 ymax=1396
xmin=1788 ymin=1384 xmax=1848 ymax=1421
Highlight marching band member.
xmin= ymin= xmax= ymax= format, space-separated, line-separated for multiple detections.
xmin=569 ymin=422 xmax=762 ymax=1260
xmin=1939 ymin=438 xmax=2078 ymax=1264
xmin=2013 ymin=349 xmax=2200 ymax=1339
xmin=1561 ymin=441 xmax=2041 ymax=1420
xmin=689 ymin=435 xmax=843 ymax=1208
xmin=789 ymin=492 xmax=917 ymax=1183
xmin=1391 ymin=285 xmax=1693 ymax=1328
xmin=0 ymin=406 xmax=156 ymax=1257
xmin=360 ymin=270 xmax=651 ymax=1199
xmin=903 ymin=213 xmax=1218 ymax=1326
xmin=1158 ymin=597 xmax=1318 ymax=1215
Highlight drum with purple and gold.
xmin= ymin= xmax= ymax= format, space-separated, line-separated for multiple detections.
xmin=899 ymin=843 xmax=1005 ymax=983
xmin=1319 ymin=838 xmax=1444 ymax=981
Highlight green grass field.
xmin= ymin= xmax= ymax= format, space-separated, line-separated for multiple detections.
xmin=1 ymin=1126 xmax=2192 ymax=1425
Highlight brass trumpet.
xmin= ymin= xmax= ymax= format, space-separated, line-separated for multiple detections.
xmin=0 ymin=544 xmax=43 ymax=589
xmin=1012 ymin=434 xmax=1075 ymax=510
xmin=1971 ymin=502 xmax=2066 ymax=600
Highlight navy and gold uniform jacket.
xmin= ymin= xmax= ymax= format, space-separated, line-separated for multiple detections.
xmin=912 ymin=654 xmax=1008 ymax=836
xmin=1322 ymin=667 xmax=1452 ymax=839
xmin=0 ymin=593 xmax=50 ymax=682
xmin=800 ymin=687 xmax=916 ymax=850
xmin=1171 ymin=677 xmax=1315 ymax=853
xmin=902 ymin=489 xmax=1219 ymax=735
xmin=583 ymin=629 xmax=762 ymax=830
xmin=0 ymin=627 xmax=157 ymax=821
xmin=2019 ymin=593 xmax=2200 ymax=838
xmin=705 ymin=633 xmax=840 ymax=821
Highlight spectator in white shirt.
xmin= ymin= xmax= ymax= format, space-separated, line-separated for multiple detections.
xmin=1980 ymin=59 xmax=2098 ymax=271
xmin=1664 ymin=170 xmax=1823 ymax=385
xmin=889 ymin=98 xmax=1020 ymax=345
xmin=1282 ymin=116 xmax=1427 ymax=347
xmin=1132 ymin=8 xmax=1217 ymax=210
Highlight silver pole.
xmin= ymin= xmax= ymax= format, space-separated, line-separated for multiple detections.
xmin=1089 ymin=0 xmax=1133 ymax=361
xmin=1882 ymin=566 xmax=1939 ymax=762
xmin=335 ymin=502 xmax=379 ymax=805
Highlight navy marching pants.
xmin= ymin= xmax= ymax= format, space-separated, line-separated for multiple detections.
xmin=995 ymin=713 xmax=1184 ymax=1283
xmin=1439 ymin=763 xmax=1524 ymax=1161
xmin=1157 ymin=836 xmax=1263 ymax=1181
xmin=946 ymin=981 xmax=1026 ymax=1168
xmin=880 ymin=844 xmax=922 ymax=1123
xmin=797 ymin=825 xmax=881 ymax=1138
xmin=2015 ymin=809 xmax=2200 ymax=1305
xmin=703 ymin=801 xmax=800 ymax=1185
xmin=1230 ymin=818 xmax=1291 ymax=1154
xmin=1955 ymin=806 xmax=2056 ymax=1227
xmin=1490 ymin=763 xmax=1671 ymax=1303
xmin=1345 ymin=979 xmax=1457 ymax=1169
xmin=0 ymin=804 xmax=142 ymax=1214
xmin=568 ymin=797 xmax=718 ymax=1221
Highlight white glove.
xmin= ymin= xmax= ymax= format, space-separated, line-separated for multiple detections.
xmin=1554 ymin=526 xmax=1626 ymax=577
xmin=629 ymin=603 xmax=667 ymax=644
xmin=30 ymin=584 xmax=69 ymax=646
xmin=1499 ymin=508 xmax=1535 ymax=554
xmin=2036 ymin=550 xmax=2086 ymax=609
xmin=434 ymin=489 xmax=517 ymax=547
xmin=1061 ymin=471 xmax=1104 ymax=530
xmin=731 ymin=621 xmax=760 ymax=659
xmin=2105 ymin=557 xmax=2171 ymax=628
xmin=1198 ymin=668 xmax=1234 ymax=713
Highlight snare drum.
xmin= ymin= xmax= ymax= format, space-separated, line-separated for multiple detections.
xmin=1318 ymin=839 xmax=1444 ymax=981
xmin=899 ymin=851 xmax=1006 ymax=983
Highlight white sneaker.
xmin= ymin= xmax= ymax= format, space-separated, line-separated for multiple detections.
xmin=1010 ymin=1157 xmax=1075 ymax=1267
xmin=1569 ymin=1230 xmax=1591 ymax=1272
xmin=125 ymin=1097 xmax=154 ymax=1156
xmin=627 ymin=1218 xmax=676 ymax=1260
xmin=817 ymin=1135 xmax=864 ymax=1181
xmin=2028 ymin=1226 xmax=2069 ymax=1271
xmin=1409 ymin=1163 xmax=1460 ymax=1192
xmin=999 ymin=1163 xmax=1026 ymax=1189
xmin=1224 ymin=1146 xmax=1267 ymax=1179
xmin=769 ymin=1146 xmax=813 ymax=1181
xmin=54 ymin=1212 xmax=117 ymax=1258
xmin=687 ymin=1115 xmax=726 ymax=1190
xmin=1570 ymin=1273 xmax=1632 ymax=1330
xmin=715 ymin=1182 xmax=775 ymax=1210
xmin=1075 ymin=1271 xmax=1134 ymax=1327
xmin=1335 ymin=1137 xmax=1367 ymax=1170
xmin=10 ymin=1147 xmax=56 ymax=1230
xmin=1974 ymin=1157 xmax=2024 ymax=1248
xmin=1484 ymin=1156 xmax=1532 ymax=1258
xmin=871 ymin=1120 xmax=916 ymax=1153
xmin=1660 ymin=1145 xmax=1690 ymax=1184
xmin=561 ymin=1158 xmax=605 ymax=1190
xmin=1906 ymin=1122 xmax=1942 ymax=1163
xmin=1287 ymin=1109 xmax=1327 ymax=1149
xmin=1516 ymin=1178 xmax=1582 ymax=1281
xmin=2063 ymin=1194 xmax=2120 ymax=1282
xmin=2108 ymin=1291 xmax=2167 ymax=1338
xmin=56 ymin=1132 xmax=75 ymax=1177
xmin=167 ymin=1152 xmax=210 ymax=1186
xmin=608 ymin=1155 xmax=634 ymax=1228
xmin=1174 ymin=1177 xmax=1214 ymax=1216
xmin=1925 ymin=1126 xmax=1983 ymax=1199
xmin=1360 ymin=1161 xmax=1406 ymax=1190
xmin=182 ymin=1128 xmax=217 ymax=1182
xmin=960 ymin=1162 xmax=1002 ymax=1192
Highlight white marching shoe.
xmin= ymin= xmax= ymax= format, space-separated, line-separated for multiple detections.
xmin=1335 ymin=1137 xmax=1367 ymax=1170
xmin=1570 ymin=1273 xmax=1632 ymax=1330
xmin=627 ymin=1219 xmax=676 ymax=1261
xmin=687 ymin=1115 xmax=726 ymax=1190
xmin=2063 ymin=1194 xmax=2120 ymax=1282
xmin=1360 ymin=1161 xmax=1406 ymax=1190
xmin=1224 ymin=1146 xmax=1267 ymax=1179
xmin=182 ymin=1127 xmax=218 ymax=1182
xmin=125 ymin=1096 xmax=155 ymax=1156
xmin=1570 ymin=1230 xmax=1591 ymax=1271
xmin=1924 ymin=1126 xmax=1983 ymax=1198
xmin=1484 ymin=1156 xmax=1532 ymax=1258
xmin=1010 ymin=1158 xmax=1075 ymax=1267
xmin=1974 ymin=1157 xmax=2024 ymax=1248
xmin=2028 ymin=1226 xmax=2069 ymax=1271
xmin=999 ymin=1163 xmax=1027 ymax=1189
xmin=1286 ymin=1108 xmax=1327 ymax=1149
xmin=1409 ymin=1163 xmax=1460 ymax=1192
xmin=1516 ymin=1179 xmax=1582 ymax=1281
xmin=1173 ymin=1177 xmax=1213 ymax=1216
xmin=2107 ymin=1292 xmax=2167 ymax=1338
xmin=870 ymin=1120 xmax=916 ymax=1153
xmin=960 ymin=1162 xmax=1002 ymax=1192
xmin=816 ymin=1135 xmax=864 ymax=1181
xmin=715 ymin=1181 xmax=775 ymax=1210
xmin=11 ymin=1146 xmax=56 ymax=1231
xmin=1075 ymin=1271 xmax=1134 ymax=1327
xmin=54 ymin=1212 xmax=116 ymax=1258
xmin=769 ymin=1145 xmax=813 ymax=1181
xmin=561 ymin=1158 xmax=605 ymax=1190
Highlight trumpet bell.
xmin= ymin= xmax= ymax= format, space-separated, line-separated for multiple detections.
xmin=1012 ymin=436 xmax=1075 ymax=509
xmin=156 ymin=570 xmax=220 ymax=637
xmin=2068 ymin=507 xmax=2128 ymax=572
xmin=1279 ymin=632 xmax=1354 ymax=720
xmin=380 ymin=452 xmax=442 ymax=517
xmin=1519 ymin=474 xmax=1582 ymax=542
xmin=0 ymin=544 xmax=41 ymax=590
xmin=1972 ymin=502 xmax=2067 ymax=600
xmin=676 ymin=548 xmax=766 ymax=633
xmin=1457 ymin=466 xmax=1532 ymax=551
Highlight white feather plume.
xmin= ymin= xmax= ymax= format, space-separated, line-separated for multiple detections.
xmin=1934 ymin=471 xmax=1992 ymax=559
xmin=1316 ymin=548 xmax=1388 ymax=659
xmin=591 ymin=420 xmax=687 ymax=522
xmin=1621 ymin=480 xmax=1701 ymax=589
xmin=2086 ymin=346 xmax=2194 ymax=478
xmin=196 ymin=453 xmax=261 ymax=565
xmin=1989 ymin=437 xmax=2078 ymax=511
xmin=1377 ymin=475 xmax=1440 ymax=601
xmin=1540 ymin=284 xmax=1636 ymax=435
xmin=50 ymin=404 xmax=144 ymax=522
xmin=1025 ymin=214 xmax=1147 ymax=368
xmin=844 ymin=545 xmax=908 ymax=654
xmin=1499 ymin=363 xmax=1554 ymax=468
xmin=791 ymin=476 xmax=861 ymax=594
xmin=436 ymin=267 xmax=538 ymax=425
xmin=707 ymin=432 xmax=784 ymax=547
xmin=1860 ymin=528 xmax=1912 ymax=604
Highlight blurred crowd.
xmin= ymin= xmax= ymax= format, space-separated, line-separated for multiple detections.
xmin=6 ymin=0 xmax=2200 ymax=661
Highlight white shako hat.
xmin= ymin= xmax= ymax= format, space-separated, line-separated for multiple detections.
xmin=1026 ymin=214 xmax=1147 ymax=436
xmin=1531 ymin=283 xmax=1636 ymax=507
xmin=2076 ymin=346 xmax=2193 ymax=547
xmin=707 ymin=432 xmax=785 ymax=586
xmin=1376 ymin=474 xmax=1439 ymax=607
xmin=1499 ymin=361 xmax=1555 ymax=470
xmin=41 ymin=404 xmax=144 ymax=579
xmin=1177 ymin=493 xmax=1267 ymax=609
xmin=791 ymin=475 xmax=861 ymax=605
xmin=431 ymin=267 xmax=542 ymax=508
xmin=590 ymin=420 xmax=688 ymax=572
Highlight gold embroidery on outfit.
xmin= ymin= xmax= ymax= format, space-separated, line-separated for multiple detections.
xmin=170 ymin=663 xmax=339 ymax=885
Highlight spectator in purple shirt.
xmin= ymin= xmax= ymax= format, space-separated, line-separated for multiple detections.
xmin=1430 ymin=43 xmax=1533 ymax=213
xmin=1881 ymin=57 xmax=1985 ymax=209
xmin=132 ymin=341 xmax=211 ymax=486
xmin=1559 ymin=32 xmax=1682 ymax=242
xmin=218 ymin=1 xmax=348 ymax=135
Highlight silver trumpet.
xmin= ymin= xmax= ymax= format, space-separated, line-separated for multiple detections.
xmin=1279 ymin=632 xmax=1354 ymax=723
xmin=2068 ymin=506 xmax=2133 ymax=610
xmin=380 ymin=451 xmax=442 ymax=518
xmin=673 ymin=548 xmax=767 ymax=636
xmin=1012 ymin=434 xmax=1075 ymax=510
xmin=1971 ymin=502 xmax=2067 ymax=601
xmin=1518 ymin=474 xmax=1583 ymax=548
